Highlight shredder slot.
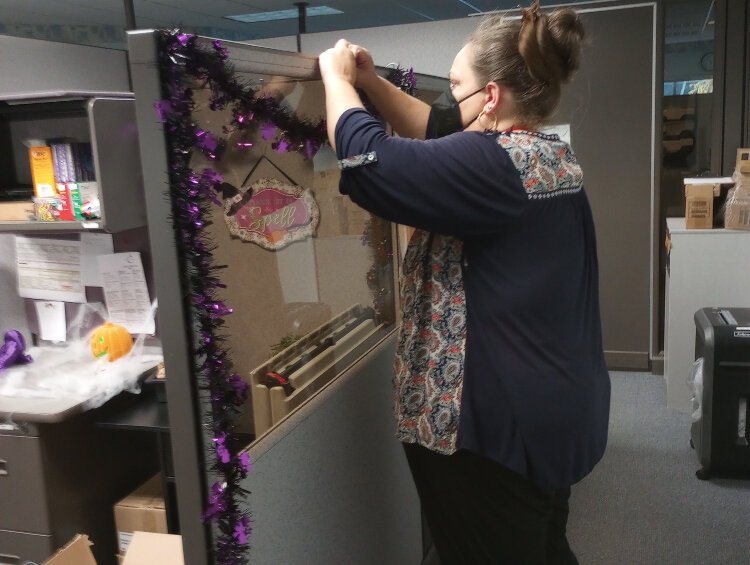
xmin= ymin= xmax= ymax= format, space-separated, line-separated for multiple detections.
xmin=719 ymin=310 xmax=737 ymax=325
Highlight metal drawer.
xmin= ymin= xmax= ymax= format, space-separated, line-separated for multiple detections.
xmin=0 ymin=435 xmax=50 ymax=534
xmin=0 ymin=528 xmax=54 ymax=565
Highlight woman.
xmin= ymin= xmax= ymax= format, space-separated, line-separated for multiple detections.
xmin=319 ymin=3 xmax=610 ymax=564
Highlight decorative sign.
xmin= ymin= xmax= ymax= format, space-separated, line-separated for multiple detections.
xmin=224 ymin=177 xmax=319 ymax=250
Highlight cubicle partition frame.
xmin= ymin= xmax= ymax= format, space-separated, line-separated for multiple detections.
xmin=126 ymin=31 xmax=439 ymax=563
xmin=128 ymin=30 xmax=212 ymax=564
xmin=552 ymin=1 xmax=661 ymax=370
xmin=711 ymin=0 xmax=750 ymax=176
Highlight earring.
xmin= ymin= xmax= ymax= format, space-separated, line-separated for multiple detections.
xmin=478 ymin=110 xmax=500 ymax=132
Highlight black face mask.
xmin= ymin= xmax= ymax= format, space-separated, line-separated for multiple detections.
xmin=428 ymin=87 xmax=484 ymax=138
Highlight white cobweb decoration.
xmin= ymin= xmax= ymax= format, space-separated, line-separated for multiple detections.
xmin=0 ymin=301 xmax=163 ymax=410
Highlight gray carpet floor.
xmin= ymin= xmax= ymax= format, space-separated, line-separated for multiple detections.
xmin=567 ymin=371 xmax=750 ymax=565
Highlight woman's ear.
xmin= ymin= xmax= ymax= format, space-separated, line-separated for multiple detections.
xmin=484 ymin=82 xmax=505 ymax=113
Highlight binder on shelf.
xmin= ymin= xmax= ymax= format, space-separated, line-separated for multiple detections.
xmin=50 ymin=142 xmax=70 ymax=183
xmin=29 ymin=146 xmax=57 ymax=197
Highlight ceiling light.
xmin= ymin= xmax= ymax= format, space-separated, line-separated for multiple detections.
xmin=226 ymin=6 xmax=343 ymax=23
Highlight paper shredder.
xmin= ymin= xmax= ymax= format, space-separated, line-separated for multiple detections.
xmin=691 ymin=307 xmax=750 ymax=479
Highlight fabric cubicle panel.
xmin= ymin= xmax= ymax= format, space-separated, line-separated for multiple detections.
xmin=296 ymin=3 xmax=658 ymax=369
xmin=554 ymin=4 xmax=657 ymax=369
xmin=245 ymin=334 xmax=422 ymax=565
xmin=0 ymin=234 xmax=29 ymax=338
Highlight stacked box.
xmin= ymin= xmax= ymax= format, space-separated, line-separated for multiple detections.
xmin=725 ymin=148 xmax=750 ymax=230
xmin=113 ymin=475 xmax=168 ymax=561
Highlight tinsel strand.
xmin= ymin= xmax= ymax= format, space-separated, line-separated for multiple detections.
xmin=154 ymin=29 xmax=415 ymax=564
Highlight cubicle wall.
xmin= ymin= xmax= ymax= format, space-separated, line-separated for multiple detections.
xmin=0 ymin=35 xmax=129 ymax=98
xmin=261 ymin=1 xmax=660 ymax=370
xmin=246 ymin=335 xmax=421 ymax=564
xmin=556 ymin=4 xmax=659 ymax=369
xmin=0 ymin=234 xmax=27 ymax=336
xmin=128 ymin=32 xmax=422 ymax=564
xmin=0 ymin=36 xmax=131 ymax=348
xmin=128 ymin=5 xmax=660 ymax=558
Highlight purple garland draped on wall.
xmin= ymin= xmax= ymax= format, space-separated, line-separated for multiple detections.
xmin=154 ymin=29 xmax=415 ymax=563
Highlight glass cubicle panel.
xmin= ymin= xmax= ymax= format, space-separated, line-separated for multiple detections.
xmin=145 ymin=34 xmax=447 ymax=445
xmin=187 ymin=70 xmax=397 ymax=439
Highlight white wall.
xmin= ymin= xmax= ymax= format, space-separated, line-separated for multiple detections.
xmin=245 ymin=35 xmax=298 ymax=52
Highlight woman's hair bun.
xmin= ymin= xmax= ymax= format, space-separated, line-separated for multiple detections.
xmin=546 ymin=9 xmax=585 ymax=82
xmin=519 ymin=1 xmax=584 ymax=85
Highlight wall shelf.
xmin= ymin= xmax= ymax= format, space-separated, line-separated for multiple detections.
xmin=0 ymin=220 xmax=103 ymax=232
xmin=0 ymin=94 xmax=146 ymax=234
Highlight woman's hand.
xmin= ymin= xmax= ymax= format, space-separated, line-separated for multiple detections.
xmin=348 ymin=43 xmax=379 ymax=92
xmin=319 ymin=39 xmax=357 ymax=86
xmin=320 ymin=39 xmax=365 ymax=150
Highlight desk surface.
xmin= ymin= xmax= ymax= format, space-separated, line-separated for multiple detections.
xmin=667 ymin=217 xmax=750 ymax=235
xmin=97 ymin=388 xmax=169 ymax=432
xmin=0 ymin=395 xmax=88 ymax=424
xmin=0 ymin=361 xmax=162 ymax=424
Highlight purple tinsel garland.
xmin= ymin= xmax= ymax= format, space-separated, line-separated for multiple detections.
xmin=154 ymin=29 xmax=415 ymax=564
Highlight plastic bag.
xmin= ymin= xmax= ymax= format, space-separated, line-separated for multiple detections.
xmin=688 ymin=357 xmax=704 ymax=422
xmin=724 ymin=171 xmax=750 ymax=230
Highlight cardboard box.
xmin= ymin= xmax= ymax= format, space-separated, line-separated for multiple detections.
xmin=725 ymin=188 xmax=750 ymax=230
xmin=43 ymin=532 xmax=183 ymax=565
xmin=113 ymin=475 xmax=168 ymax=556
xmin=737 ymin=148 xmax=750 ymax=175
xmin=43 ymin=534 xmax=97 ymax=565
xmin=122 ymin=532 xmax=184 ymax=565
xmin=0 ymin=200 xmax=35 ymax=221
xmin=684 ymin=181 xmax=717 ymax=229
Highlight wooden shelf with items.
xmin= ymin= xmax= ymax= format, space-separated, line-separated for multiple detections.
xmin=0 ymin=92 xmax=146 ymax=233
xmin=662 ymin=96 xmax=697 ymax=169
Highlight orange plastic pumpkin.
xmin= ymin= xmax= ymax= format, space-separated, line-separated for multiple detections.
xmin=90 ymin=322 xmax=133 ymax=362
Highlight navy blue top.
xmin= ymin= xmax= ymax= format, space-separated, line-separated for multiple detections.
xmin=335 ymin=108 xmax=610 ymax=489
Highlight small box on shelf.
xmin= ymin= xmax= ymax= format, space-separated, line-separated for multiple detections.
xmin=737 ymin=148 xmax=750 ymax=175
xmin=724 ymin=190 xmax=750 ymax=230
xmin=725 ymin=149 xmax=750 ymax=230
xmin=0 ymin=200 xmax=34 ymax=221
xmin=684 ymin=180 xmax=718 ymax=229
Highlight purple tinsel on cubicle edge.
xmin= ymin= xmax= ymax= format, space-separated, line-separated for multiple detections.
xmin=154 ymin=28 xmax=416 ymax=564
xmin=156 ymin=29 xmax=254 ymax=565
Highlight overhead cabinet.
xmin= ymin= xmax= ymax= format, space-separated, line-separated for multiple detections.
xmin=0 ymin=94 xmax=146 ymax=233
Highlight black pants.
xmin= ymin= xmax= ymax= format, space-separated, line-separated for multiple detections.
xmin=403 ymin=443 xmax=579 ymax=565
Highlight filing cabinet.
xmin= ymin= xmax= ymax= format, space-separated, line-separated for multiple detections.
xmin=0 ymin=400 xmax=158 ymax=565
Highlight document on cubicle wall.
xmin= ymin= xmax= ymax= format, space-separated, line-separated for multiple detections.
xmin=80 ymin=232 xmax=114 ymax=286
xmin=15 ymin=235 xmax=86 ymax=303
xmin=98 ymin=252 xmax=155 ymax=335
